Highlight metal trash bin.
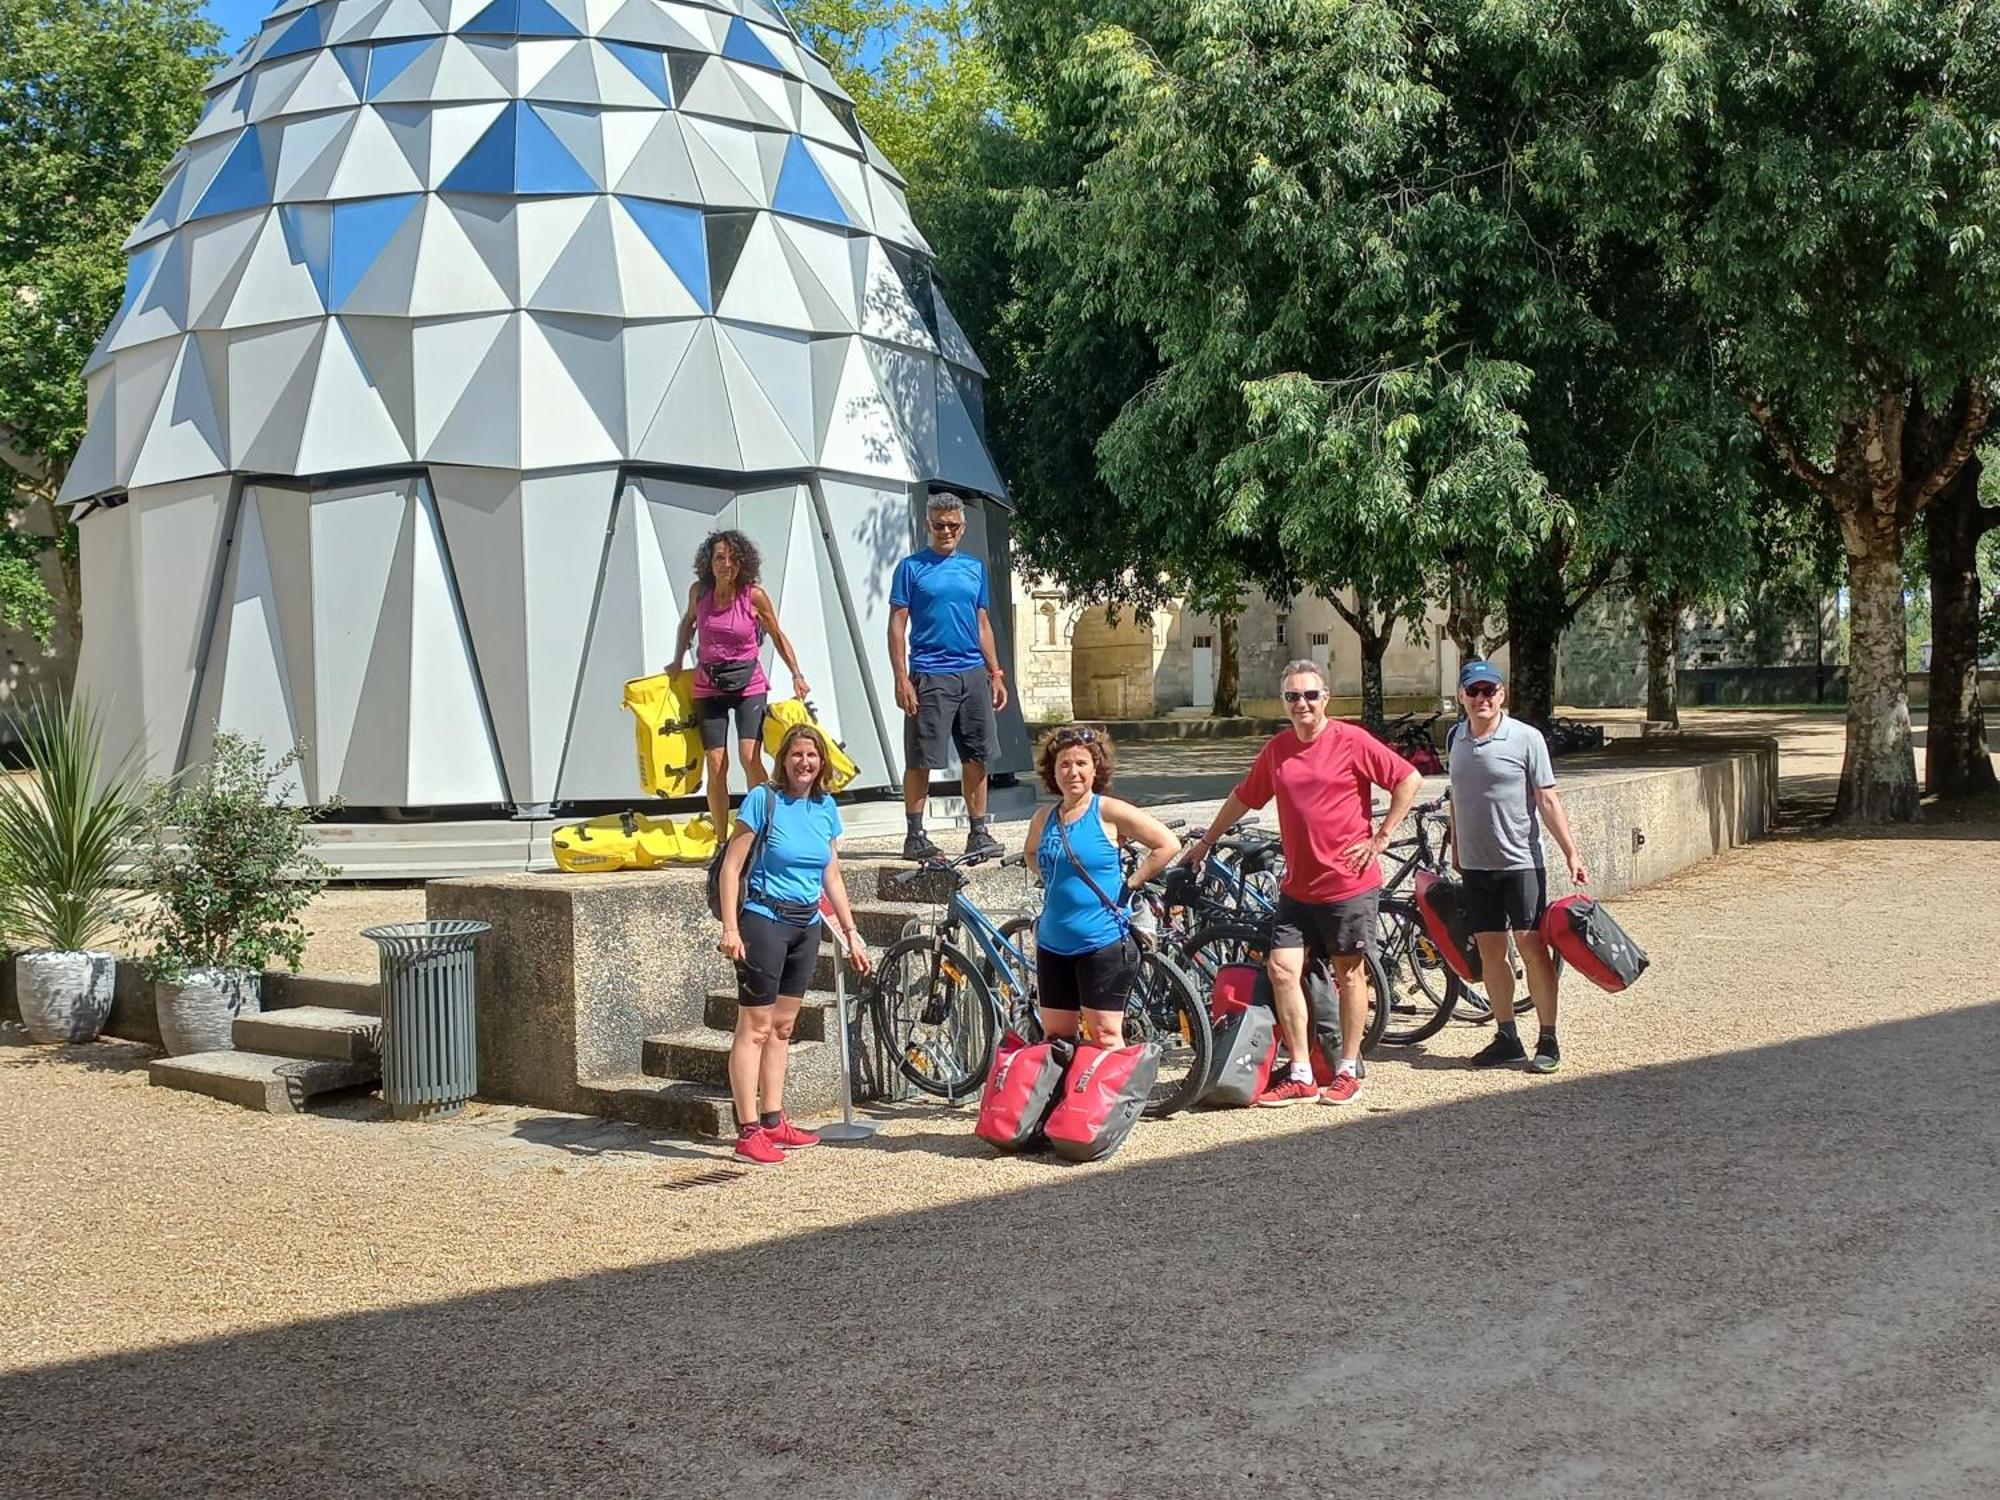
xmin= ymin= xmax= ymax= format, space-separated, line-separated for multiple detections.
xmin=361 ymin=920 xmax=491 ymax=1121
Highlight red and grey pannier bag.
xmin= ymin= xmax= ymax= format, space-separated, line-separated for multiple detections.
xmin=975 ymin=1032 xmax=1072 ymax=1153
xmin=1254 ymin=963 xmax=1344 ymax=1083
xmin=1414 ymin=871 xmax=1484 ymax=983
xmin=1540 ymin=895 xmax=1649 ymax=993
xmin=1044 ymin=1042 xmax=1161 ymax=1162
xmin=1204 ymin=963 xmax=1279 ymax=1106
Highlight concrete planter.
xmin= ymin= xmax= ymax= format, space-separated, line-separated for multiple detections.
xmin=15 ymin=950 xmax=118 ymax=1044
xmin=155 ymin=967 xmax=262 ymax=1057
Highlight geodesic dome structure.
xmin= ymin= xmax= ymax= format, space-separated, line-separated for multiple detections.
xmin=61 ymin=0 xmax=1024 ymax=832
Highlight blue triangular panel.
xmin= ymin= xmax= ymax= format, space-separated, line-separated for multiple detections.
xmin=617 ymin=197 xmax=709 ymax=312
xmin=191 ymin=130 xmax=270 ymax=222
xmin=603 ymin=41 xmax=672 ymax=106
xmin=461 ymin=0 xmax=518 ymax=33
xmin=721 ymin=17 xmax=782 ymax=72
xmin=142 ymin=169 xmax=189 ymax=236
xmin=115 ymin=245 xmax=164 ymax=322
xmin=330 ymin=194 xmax=422 ymax=308
xmin=773 ymin=138 xmax=847 ymax=227
xmin=516 ymin=104 xmax=597 ymax=194
xmin=263 ymin=8 xmax=324 ymax=62
xmin=279 ymin=203 xmax=333 ymax=305
xmin=366 ymin=38 xmax=429 ymax=99
xmin=464 ymin=0 xmax=578 ymax=36
xmin=333 ymin=45 xmax=369 ymax=95
xmin=440 ymin=104 xmax=520 ymax=194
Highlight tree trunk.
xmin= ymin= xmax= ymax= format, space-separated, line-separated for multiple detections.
xmin=1643 ymin=593 xmax=1680 ymax=726
xmin=1922 ymin=454 xmax=1997 ymax=798
xmin=1835 ymin=530 xmax=1922 ymax=822
xmin=1504 ymin=560 xmax=1564 ymax=730
xmin=1359 ymin=631 xmax=1389 ymax=729
xmin=1214 ymin=609 xmax=1240 ymax=717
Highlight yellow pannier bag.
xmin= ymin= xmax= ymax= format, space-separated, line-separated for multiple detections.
xmin=674 ymin=811 xmax=734 ymax=862
xmin=623 ymin=670 xmax=703 ymax=797
xmin=550 ymin=811 xmax=682 ymax=872
xmin=760 ymin=698 xmax=860 ymax=792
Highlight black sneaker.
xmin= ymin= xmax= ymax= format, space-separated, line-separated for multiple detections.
xmin=1528 ymin=1036 xmax=1561 ymax=1074
xmin=902 ymin=830 xmax=943 ymax=863
xmin=964 ymin=827 xmax=1004 ymax=862
xmin=1471 ymin=1032 xmax=1527 ymax=1068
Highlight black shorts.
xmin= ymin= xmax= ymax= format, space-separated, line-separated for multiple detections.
xmin=1037 ymin=935 xmax=1140 ymax=1014
xmin=735 ymin=909 xmax=821 ymax=1006
xmin=697 ymin=691 xmax=767 ymax=750
xmin=1272 ymin=890 xmax=1379 ymax=959
xmin=1460 ymin=867 xmax=1548 ymax=934
xmin=904 ymin=669 xmax=997 ymax=770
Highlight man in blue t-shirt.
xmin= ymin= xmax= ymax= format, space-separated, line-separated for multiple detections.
xmin=889 ymin=489 xmax=1009 ymax=862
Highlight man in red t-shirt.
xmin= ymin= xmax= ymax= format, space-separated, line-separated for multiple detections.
xmin=1184 ymin=660 xmax=1423 ymax=1105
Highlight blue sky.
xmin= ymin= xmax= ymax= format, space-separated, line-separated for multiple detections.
xmin=204 ymin=0 xmax=270 ymax=51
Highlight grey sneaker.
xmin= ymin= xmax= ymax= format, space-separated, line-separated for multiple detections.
xmin=1528 ymin=1036 xmax=1562 ymax=1074
xmin=902 ymin=830 xmax=943 ymax=863
xmin=964 ymin=827 xmax=1004 ymax=861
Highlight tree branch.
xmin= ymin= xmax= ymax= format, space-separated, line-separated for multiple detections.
xmin=1747 ymin=395 xmax=1835 ymax=500
xmin=1911 ymin=382 xmax=1994 ymax=516
xmin=1559 ymin=555 xmax=1619 ymax=629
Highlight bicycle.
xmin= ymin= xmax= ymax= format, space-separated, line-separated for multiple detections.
xmin=1177 ymin=910 xmax=1392 ymax=1057
xmin=870 ymin=851 xmax=1213 ymax=1117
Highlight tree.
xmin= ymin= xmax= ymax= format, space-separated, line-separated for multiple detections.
xmin=0 ymin=0 xmax=217 ymax=656
xmin=1922 ymin=454 xmax=1998 ymax=797
xmin=1506 ymin=0 xmax=2000 ymax=820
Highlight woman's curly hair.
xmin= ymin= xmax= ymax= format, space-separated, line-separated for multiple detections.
xmin=1036 ymin=725 xmax=1116 ymax=795
xmin=694 ymin=529 xmax=762 ymax=592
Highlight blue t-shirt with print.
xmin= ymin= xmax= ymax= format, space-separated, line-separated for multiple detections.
xmin=890 ymin=548 xmax=990 ymax=675
xmin=738 ymin=785 xmax=844 ymax=924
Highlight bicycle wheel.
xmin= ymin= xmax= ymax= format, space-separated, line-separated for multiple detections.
xmin=1182 ymin=922 xmax=1390 ymax=1057
xmin=869 ymin=934 xmax=998 ymax=1100
xmin=987 ymin=914 xmax=1041 ymax=1038
xmin=1122 ymin=948 xmax=1212 ymax=1117
xmin=1376 ymin=898 xmax=1461 ymax=1046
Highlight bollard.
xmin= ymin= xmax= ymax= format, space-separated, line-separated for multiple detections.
xmin=361 ymin=920 xmax=491 ymax=1121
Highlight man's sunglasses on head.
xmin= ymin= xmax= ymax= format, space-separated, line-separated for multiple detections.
xmin=1283 ymin=689 xmax=1324 ymax=704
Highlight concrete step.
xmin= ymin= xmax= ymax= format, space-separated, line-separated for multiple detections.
xmin=639 ymin=1028 xmax=844 ymax=1115
xmin=859 ymin=859 xmax=1030 ymax=904
xmin=849 ymin=900 xmax=944 ymax=947
xmin=233 ymin=1006 xmax=380 ymax=1064
xmin=147 ymin=1050 xmax=379 ymax=1114
xmin=262 ymin=970 xmax=379 ymax=1016
xmin=580 ymin=1075 xmax=739 ymax=1138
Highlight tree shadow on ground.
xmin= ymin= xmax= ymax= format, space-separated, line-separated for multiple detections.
xmin=0 ymin=1028 xmax=155 ymax=1077
xmin=7 ymin=1005 xmax=1999 ymax=1499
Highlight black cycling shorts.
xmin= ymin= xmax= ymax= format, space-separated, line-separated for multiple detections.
xmin=1272 ymin=890 xmax=1379 ymax=959
xmin=1036 ymin=935 xmax=1139 ymax=1014
xmin=735 ymin=908 xmax=821 ymax=1006
xmin=1459 ymin=868 xmax=1547 ymax=935
xmin=697 ymin=691 xmax=768 ymax=751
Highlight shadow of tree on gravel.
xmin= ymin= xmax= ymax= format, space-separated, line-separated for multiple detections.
xmin=7 ymin=1005 xmax=1999 ymax=1500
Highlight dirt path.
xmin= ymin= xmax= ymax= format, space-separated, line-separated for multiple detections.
xmin=4 ymin=714 xmax=1997 ymax=1496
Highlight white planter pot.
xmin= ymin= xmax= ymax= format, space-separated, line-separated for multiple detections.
xmin=14 ymin=950 xmax=117 ymax=1044
xmin=154 ymin=967 xmax=262 ymax=1057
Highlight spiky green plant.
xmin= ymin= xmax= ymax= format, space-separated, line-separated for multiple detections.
xmin=0 ymin=696 xmax=151 ymax=952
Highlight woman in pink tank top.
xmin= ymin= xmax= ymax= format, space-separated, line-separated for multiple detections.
xmin=670 ymin=530 xmax=810 ymax=840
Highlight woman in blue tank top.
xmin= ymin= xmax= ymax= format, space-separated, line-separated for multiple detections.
xmin=1027 ymin=726 xmax=1181 ymax=1047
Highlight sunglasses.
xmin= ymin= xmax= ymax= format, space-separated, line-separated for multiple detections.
xmin=929 ymin=520 xmax=964 ymax=534
xmin=1463 ymin=683 xmax=1500 ymax=699
xmin=1053 ymin=729 xmax=1098 ymax=745
xmin=1282 ymin=689 xmax=1324 ymax=704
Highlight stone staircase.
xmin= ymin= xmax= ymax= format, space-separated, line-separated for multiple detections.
xmin=147 ymin=972 xmax=383 ymax=1114
xmin=582 ymin=860 xmax=1032 ymax=1137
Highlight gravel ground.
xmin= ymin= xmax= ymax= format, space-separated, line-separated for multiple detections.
xmin=3 ymin=712 xmax=1996 ymax=1497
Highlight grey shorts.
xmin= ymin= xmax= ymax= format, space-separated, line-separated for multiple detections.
xmin=1272 ymin=890 xmax=1380 ymax=960
xmin=904 ymin=669 xmax=997 ymax=770
xmin=697 ymin=692 xmax=767 ymax=750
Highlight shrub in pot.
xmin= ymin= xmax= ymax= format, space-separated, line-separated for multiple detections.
xmin=0 ymin=698 xmax=151 ymax=1044
xmin=137 ymin=734 xmax=333 ymax=1056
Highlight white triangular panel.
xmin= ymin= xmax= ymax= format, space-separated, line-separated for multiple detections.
xmin=405 ymin=488 xmax=506 ymax=803
xmin=295 ymin=318 xmax=411 ymax=471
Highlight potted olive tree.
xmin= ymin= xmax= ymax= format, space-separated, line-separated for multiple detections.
xmin=138 ymin=734 xmax=333 ymax=1056
xmin=0 ymin=698 xmax=151 ymax=1044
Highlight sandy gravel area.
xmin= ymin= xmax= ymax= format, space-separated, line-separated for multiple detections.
xmin=2 ymin=713 xmax=1996 ymax=1497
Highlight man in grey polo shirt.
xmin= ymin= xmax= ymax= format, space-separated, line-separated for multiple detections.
xmin=1446 ymin=659 xmax=1588 ymax=1073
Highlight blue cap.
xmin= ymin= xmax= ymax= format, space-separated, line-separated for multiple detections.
xmin=1458 ymin=659 xmax=1504 ymax=689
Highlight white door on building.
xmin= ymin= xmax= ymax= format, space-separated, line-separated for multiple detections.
xmin=1191 ymin=634 xmax=1215 ymax=709
xmin=1309 ymin=630 xmax=1331 ymax=678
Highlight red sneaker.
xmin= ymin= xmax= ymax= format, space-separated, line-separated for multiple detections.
xmin=1256 ymin=1077 xmax=1320 ymax=1107
xmin=767 ymin=1115 xmax=820 ymax=1150
xmin=1319 ymin=1072 xmax=1362 ymax=1105
xmin=733 ymin=1126 xmax=786 ymax=1165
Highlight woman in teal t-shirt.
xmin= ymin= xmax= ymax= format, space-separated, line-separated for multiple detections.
xmin=717 ymin=724 xmax=869 ymax=1165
